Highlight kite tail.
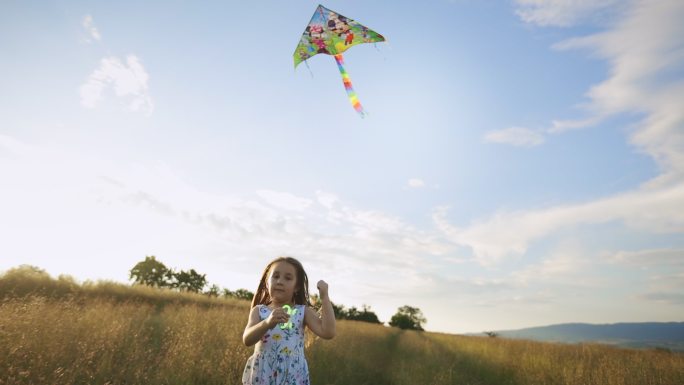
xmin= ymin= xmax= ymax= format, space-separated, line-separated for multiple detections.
xmin=334 ymin=54 xmax=366 ymax=117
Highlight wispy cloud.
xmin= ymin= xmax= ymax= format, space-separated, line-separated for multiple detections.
xmin=434 ymin=182 xmax=684 ymax=265
xmin=256 ymin=190 xmax=313 ymax=211
xmin=513 ymin=254 xmax=583 ymax=284
xmin=640 ymin=271 xmax=684 ymax=305
xmin=103 ymin=179 xmax=453 ymax=297
xmin=80 ymin=55 xmax=154 ymax=115
xmin=556 ymin=0 xmax=684 ymax=187
xmin=2 ymin=132 xmax=680 ymax=331
xmin=514 ymin=0 xmax=622 ymax=27
xmin=638 ymin=291 xmax=684 ymax=305
xmin=467 ymin=0 xmax=684 ymax=263
xmin=607 ymin=248 xmax=684 ymax=267
xmin=0 ymin=135 xmax=454 ymax=302
xmin=547 ymin=116 xmax=602 ymax=134
xmin=82 ymin=15 xmax=101 ymax=42
xmin=407 ymin=178 xmax=425 ymax=188
xmin=0 ymin=134 xmax=36 ymax=157
xmin=484 ymin=127 xmax=545 ymax=147
xmin=510 ymin=1 xmax=684 ymax=184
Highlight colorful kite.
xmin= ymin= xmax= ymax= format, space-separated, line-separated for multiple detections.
xmin=293 ymin=4 xmax=385 ymax=117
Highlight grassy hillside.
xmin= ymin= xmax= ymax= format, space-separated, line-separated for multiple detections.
xmin=2 ymin=267 xmax=683 ymax=385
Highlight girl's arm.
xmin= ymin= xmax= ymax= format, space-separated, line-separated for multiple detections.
xmin=243 ymin=306 xmax=289 ymax=346
xmin=305 ymin=280 xmax=336 ymax=339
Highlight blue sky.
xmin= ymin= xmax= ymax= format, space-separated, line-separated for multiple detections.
xmin=1 ymin=0 xmax=683 ymax=334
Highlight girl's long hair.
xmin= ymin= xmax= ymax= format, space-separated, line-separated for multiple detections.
xmin=251 ymin=256 xmax=310 ymax=308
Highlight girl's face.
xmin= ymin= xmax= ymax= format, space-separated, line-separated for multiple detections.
xmin=267 ymin=261 xmax=297 ymax=304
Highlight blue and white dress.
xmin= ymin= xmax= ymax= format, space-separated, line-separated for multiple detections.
xmin=242 ymin=304 xmax=310 ymax=385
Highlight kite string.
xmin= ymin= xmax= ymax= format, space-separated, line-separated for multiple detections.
xmin=304 ymin=59 xmax=314 ymax=78
xmin=334 ymin=54 xmax=366 ymax=117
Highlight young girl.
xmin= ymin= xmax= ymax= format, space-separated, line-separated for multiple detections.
xmin=242 ymin=256 xmax=336 ymax=385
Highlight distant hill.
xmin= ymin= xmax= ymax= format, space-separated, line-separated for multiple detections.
xmin=471 ymin=322 xmax=684 ymax=351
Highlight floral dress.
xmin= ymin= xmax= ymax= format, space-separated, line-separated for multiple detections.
xmin=242 ymin=304 xmax=310 ymax=385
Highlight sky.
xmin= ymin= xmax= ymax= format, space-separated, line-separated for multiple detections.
xmin=1 ymin=0 xmax=683 ymax=334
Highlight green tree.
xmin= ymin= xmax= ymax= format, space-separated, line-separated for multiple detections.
xmin=346 ymin=306 xmax=361 ymax=319
xmin=348 ymin=304 xmax=381 ymax=324
xmin=171 ymin=269 xmax=206 ymax=293
xmin=233 ymin=288 xmax=254 ymax=301
xmin=206 ymin=284 xmax=221 ymax=297
xmin=312 ymin=295 xmax=345 ymax=318
xmin=389 ymin=305 xmax=426 ymax=331
xmin=129 ymin=256 xmax=170 ymax=287
xmin=221 ymin=288 xmax=254 ymax=301
xmin=331 ymin=302 xmax=345 ymax=318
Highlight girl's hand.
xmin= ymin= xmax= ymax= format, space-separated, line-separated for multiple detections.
xmin=317 ymin=280 xmax=329 ymax=298
xmin=265 ymin=307 xmax=289 ymax=328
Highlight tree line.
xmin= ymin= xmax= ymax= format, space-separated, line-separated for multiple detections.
xmin=129 ymin=256 xmax=427 ymax=331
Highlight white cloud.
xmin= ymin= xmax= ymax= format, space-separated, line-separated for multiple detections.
xmin=516 ymin=255 xmax=581 ymax=282
xmin=512 ymin=0 xmax=684 ymax=179
xmin=489 ymin=112 xmax=601 ymax=144
xmin=256 ymin=190 xmax=313 ymax=211
xmin=484 ymin=126 xmax=544 ymax=147
xmin=2 ymin=133 xmax=681 ymax=332
xmin=80 ymin=55 xmax=154 ymax=115
xmin=82 ymin=15 xmax=101 ymax=42
xmin=639 ymin=291 xmax=684 ymax=305
xmin=315 ymin=190 xmax=339 ymax=210
xmin=0 ymin=134 xmax=456 ymax=305
xmin=512 ymin=241 xmax=596 ymax=286
xmin=555 ymin=0 xmax=684 ymax=185
xmin=408 ymin=178 xmax=425 ymax=188
xmin=639 ymin=271 xmax=684 ymax=305
xmin=538 ymin=1 xmax=684 ymax=184
xmin=514 ymin=0 xmax=622 ymax=27
xmin=434 ymin=182 xmax=684 ymax=265
xmin=607 ymin=248 xmax=684 ymax=267
xmin=446 ymin=0 xmax=683 ymax=264
xmin=0 ymin=134 xmax=36 ymax=157
xmin=547 ymin=116 xmax=602 ymax=133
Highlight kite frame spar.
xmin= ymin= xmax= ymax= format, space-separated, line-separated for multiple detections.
xmin=293 ymin=4 xmax=385 ymax=117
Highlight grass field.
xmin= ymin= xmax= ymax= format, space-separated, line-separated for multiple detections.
xmin=2 ymin=267 xmax=683 ymax=385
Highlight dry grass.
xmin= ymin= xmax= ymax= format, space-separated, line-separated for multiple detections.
xmin=2 ymin=267 xmax=683 ymax=385
xmin=0 ymin=295 xmax=252 ymax=385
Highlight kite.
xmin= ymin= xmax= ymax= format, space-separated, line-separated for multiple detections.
xmin=293 ymin=4 xmax=385 ymax=117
